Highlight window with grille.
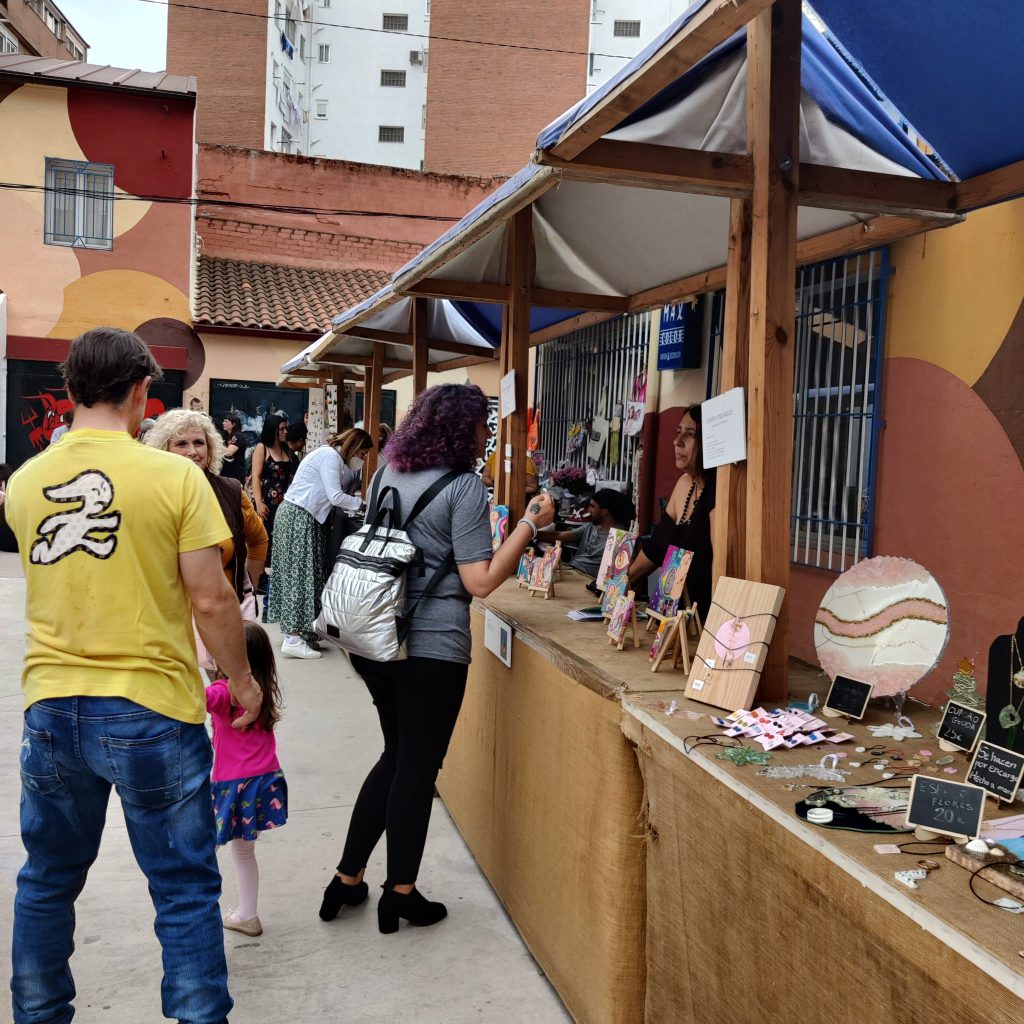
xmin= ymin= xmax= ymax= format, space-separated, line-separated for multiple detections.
xmin=318 ymin=43 xmax=330 ymax=62
xmin=44 ymin=158 xmax=114 ymax=250
xmin=382 ymin=13 xmax=408 ymax=31
xmin=705 ymin=249 xmax=889 ymax=571
xmin=614 ymin=20 xmax=641 ymax=37
xmin=0 ymin=25 xmax=18 ymax=54
xmin=380 ymin=69 xmax=406 ymax=87
xmin=315 ymin=99 xmax=328 ymax=119
xmin=378 ymin=125 xmax=405 ymax=143
xmin=320 ymin=0 xmax=331 ymax=6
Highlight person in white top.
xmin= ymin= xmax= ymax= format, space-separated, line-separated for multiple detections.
xmin=267 ymin=429 xmax=373 ymax=659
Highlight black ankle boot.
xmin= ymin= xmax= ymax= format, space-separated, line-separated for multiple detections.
xmin=319 ymin=875 xmax=369 ymax=921
xmin=377 ymin=884 xmax=447 ymax=934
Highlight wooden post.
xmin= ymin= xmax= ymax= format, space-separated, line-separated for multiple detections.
xmin=505 ymin=207 xmax=532 ymax=525
xmin=363 ymin=341 xmax=385 ymax=484
xmin=712 ymin=199 xmax=752 ymax=585
xmin=412 ymin=297 xmax=429 ymax=397
xmin=745 ymin=0 xmax=801 ymax=700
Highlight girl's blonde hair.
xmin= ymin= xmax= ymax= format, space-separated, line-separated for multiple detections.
xmin=328 ymin=427 xmax=373 ymax=463
xmin=144 ymin=408 xmax=226 ymax=474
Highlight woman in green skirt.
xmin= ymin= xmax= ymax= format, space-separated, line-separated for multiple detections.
xmin=268 ymin=428 xmax=373 ymax=659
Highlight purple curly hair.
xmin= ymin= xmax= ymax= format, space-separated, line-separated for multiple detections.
xmin=384 ymin=383 xmax=489 ymax=472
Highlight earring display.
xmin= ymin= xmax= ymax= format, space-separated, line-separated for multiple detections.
xmin=814 ymin=556 xmax=949 ymax=698
xmin=683 ymin=576 xmax=785 ymax=710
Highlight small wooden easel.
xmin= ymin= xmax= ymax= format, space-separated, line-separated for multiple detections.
xmin=527 ymin=542 xmax=562 ymax=600
xmin=648 ymin=602 xmax=702 ymax=674
xmin=607 ymin=590 xmax=640 ymax=651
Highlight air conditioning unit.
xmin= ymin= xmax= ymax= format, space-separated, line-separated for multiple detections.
xmin=409 ymin=50 xmax=423 ymax=64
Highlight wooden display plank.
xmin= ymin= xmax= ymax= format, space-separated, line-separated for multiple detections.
xmin=683 ymin=575 xmax=785 ymax=710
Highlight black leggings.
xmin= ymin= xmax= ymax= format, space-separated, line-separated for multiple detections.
xmin=339 ymin=654 xmax=468 ymax=885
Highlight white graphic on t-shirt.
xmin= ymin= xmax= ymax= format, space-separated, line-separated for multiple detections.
xmin=30 ymin=470 xmax=122 ymax=564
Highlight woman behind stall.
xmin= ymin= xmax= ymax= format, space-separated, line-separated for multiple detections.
xmin=220 ymin=412 xmax=247 ymax=482
xmin=319 ymin=384 xmax=554 ymax=933
xmin=628 ymin=404 xmax=715 ymax=620
xmin=269 ymin=428 xmax=373 ymax=660
xmin=250 ymin=414 xmax=296 ymax=563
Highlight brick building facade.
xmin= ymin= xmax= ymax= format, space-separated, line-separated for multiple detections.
xmin=166 ymin=0 xmax=266 ymax=150
xmin=423 ymin=0 xmax=589 ymax=176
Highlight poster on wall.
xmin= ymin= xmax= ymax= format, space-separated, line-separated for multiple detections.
xmin=5 ymin=360 xmax=183 ymax=468
xmin=208 ymin=379 xmax=309 ymax=451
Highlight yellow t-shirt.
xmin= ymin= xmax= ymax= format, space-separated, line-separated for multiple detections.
xmin=6 ymin=429 xmax=229 ymax=724
xmin=482 ymin=450 xmax=537 ymax=479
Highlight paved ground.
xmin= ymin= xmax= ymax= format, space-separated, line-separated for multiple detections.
xmin=0 ymin=551 xmax=570 ymax=1023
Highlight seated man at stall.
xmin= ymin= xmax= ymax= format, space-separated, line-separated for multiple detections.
xmin=550 ymin=489 xmax=635 ymax=578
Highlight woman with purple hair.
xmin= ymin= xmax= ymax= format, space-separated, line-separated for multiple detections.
xmin=319 ymin=384 xmax=554 ymax=934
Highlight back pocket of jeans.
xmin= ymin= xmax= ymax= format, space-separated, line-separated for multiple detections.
xmin=20 ymin=724 xmax=63 ymax=794
xmin=101 ymin=727 xmax=182 ymax=808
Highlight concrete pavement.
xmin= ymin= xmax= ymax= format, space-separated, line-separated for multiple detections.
xmin=0 ymin=552 xmax=570 ymax=1023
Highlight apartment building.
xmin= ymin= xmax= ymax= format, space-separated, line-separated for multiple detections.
xmin=0 ymin=0 xmax=87 ymax=60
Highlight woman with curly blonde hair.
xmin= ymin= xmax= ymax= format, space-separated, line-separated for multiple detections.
xmin=146 ymin=409 xmax=267 ymax=624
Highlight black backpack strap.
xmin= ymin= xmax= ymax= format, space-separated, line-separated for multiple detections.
xmin=402 ymin=470 xmax=464 ymax=530
xmin=361 ymin=469 xmax=403 ymax=551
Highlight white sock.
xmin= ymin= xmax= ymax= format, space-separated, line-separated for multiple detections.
xmin=232 ymin=839 xmax=260 ymax=920
xmin=284 ymin=635 xmax=302 ymax=645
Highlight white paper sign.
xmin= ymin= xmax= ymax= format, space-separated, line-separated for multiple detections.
xmin=500 ymin=370 xmax=517 ymax=419
xmin=701 ymin=387 xmax=747 ymax=468
xmin=484 ymin=609 xmax=513 ymax=668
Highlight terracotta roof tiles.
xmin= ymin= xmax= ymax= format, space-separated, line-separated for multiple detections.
xmin=195 ymin=257 xmax=390 ymax=334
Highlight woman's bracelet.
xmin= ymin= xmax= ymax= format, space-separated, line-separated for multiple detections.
xmin=516 ymin=517 xmax=538 ymax=542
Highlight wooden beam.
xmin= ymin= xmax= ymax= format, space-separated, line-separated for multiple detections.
xmin=529 ymin=311 xmax=618 ymax=347
xmin=413 ymin=297 xmax=429 ymax=396
xmin=363 ymin=341 xmax=385 ymax=482
xmin=381 ymin=370 xmax=408 ymax=385
xmin=745 ymin=0 xmax=801 ymax=701
xmin=540 ymin=139 xmax=753 ymax=196
xmin=315 ymin=352 xmax=414 ymax=371
xmin=548 ymin=0 xmax=773 ymax=160
xmin=407 ymin=279 xmax=511 ymax=303
xmin=431 ymin=353 xmax=497 ymax=372
xmin=956 ymin=157 xmax=1024 ymax=212
xmin=529 ymin=287 xmax=629 ymax=312
xmin=626 ymin=214 xmax=948 ymax=312
xmin=343 ymin=327 xmax=499 ymax=359
xmin=798 ymin=163 xmax=958 ymax=218
xmin=712 ymin=199 xmax=752 ymax=589
xmin=506 ymin=208 xmax=532 ymax=525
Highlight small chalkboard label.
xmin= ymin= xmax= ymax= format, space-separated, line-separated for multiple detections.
xmin=824 ymin=675 xmax=873 ymax=720
xmin=906 ymin=775 xmax=987 ymax=839
xmin=967 ymin=741 xmax=1024 ymax=804
xmin=937 ymin=700 xmax=986 ymax=753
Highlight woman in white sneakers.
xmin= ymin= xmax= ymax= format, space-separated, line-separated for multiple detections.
xmin=268 ymin=428 xmax=373 ymax=659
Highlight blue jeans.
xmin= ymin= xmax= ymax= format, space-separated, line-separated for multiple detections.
xmin=12 ymin=697 xmax=232 ymax=1024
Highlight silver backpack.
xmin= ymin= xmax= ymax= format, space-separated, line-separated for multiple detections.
xmin=315 ymin=470 xmax=462 ymax=661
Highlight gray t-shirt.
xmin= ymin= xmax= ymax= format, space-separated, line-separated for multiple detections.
xmin=567 ymin=522 xmax=610 ymax=578
xmin=373 ymin=465 xmax=493 ymax=663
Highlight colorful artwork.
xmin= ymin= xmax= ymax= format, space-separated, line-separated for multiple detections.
xmin=596 ymin=528 xmax=635 ymax=592
xmin=649 ymin=618 xmax=674 ymax=663
xmin=530 ymin=543 xmax=562 ymax=591
xmin=490 ymin=505 xmax=510 ymax=552
xmin=607 ymin=591 xmax=636 ymax=646
xmin=516 ymin=551 xmax=534 ymax=587
xmin=601 ymin=572 xmax=629 ymax=616
xmin=649 ymin=546 xmax=694 ymax=617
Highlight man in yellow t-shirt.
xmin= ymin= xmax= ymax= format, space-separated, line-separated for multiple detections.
xmin=480 ymin=449 xmax=539 ymax=497
xmin=6 ymin=327 xmax=262 ymax=1024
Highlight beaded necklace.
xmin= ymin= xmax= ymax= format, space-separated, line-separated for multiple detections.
xmin=677 ymin=476 xmax=701 ymax=525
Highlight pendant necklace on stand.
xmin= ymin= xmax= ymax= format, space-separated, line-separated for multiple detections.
xmin=997 ymin=636 xmax=1024 ymax=730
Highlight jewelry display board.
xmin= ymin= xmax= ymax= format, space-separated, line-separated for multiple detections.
xmin=683 ymin=576 xmax=785 ymax=711
xmin=985 ymin=617 xmax=1024 ymax=755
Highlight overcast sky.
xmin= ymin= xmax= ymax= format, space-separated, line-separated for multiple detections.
xmin=57 ymin=0 xmax=168 ymax=72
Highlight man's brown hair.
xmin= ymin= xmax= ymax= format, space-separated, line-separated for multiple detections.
xmin=60 ymin=327 xmax=162 ymax=408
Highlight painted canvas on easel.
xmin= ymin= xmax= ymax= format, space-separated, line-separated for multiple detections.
xmin=530 ymin=544 xmax=562 ymax=591
xmin=607 ymin=591 xmax=636 ymax=646
xmin=489 ymin=505 xmax=509 ymax=552
xmin=516 ymin=551 xmax=534 ymax=587
xmin=596 ymin=529 xmax=635 ymax=592
xmin=601 ymin=571 xmax=628 ymax=616
xmin=649 ymin=546 xmax=693 ymax=616
xmin=649 ymin=617 xmax=675 ymax=663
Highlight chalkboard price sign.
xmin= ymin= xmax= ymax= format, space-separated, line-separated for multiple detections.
xmin=906 ymin=776 xmax=986 ymax=840
xmin=967 ymin=741 xmax=1024 ymax=804
xmin=937 ymin=700 xmax=986 ymax=753
xmin=824 ymin=675 xmax=873 ymax=720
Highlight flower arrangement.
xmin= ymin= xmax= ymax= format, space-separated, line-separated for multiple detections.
xmin=549 ymin=465 xmax=589 ymax=494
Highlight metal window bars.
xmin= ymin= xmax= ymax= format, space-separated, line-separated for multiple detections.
xmin=44 ymin=159 xmax=114 ymax=250
xmin=534 ymin=311 xmax=650 ymax=498
xmin=705 ymin=248 xmax=889 ymax=572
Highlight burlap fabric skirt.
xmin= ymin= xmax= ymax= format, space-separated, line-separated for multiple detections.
xmin=267 ymin=500 xmax=328 ymax=641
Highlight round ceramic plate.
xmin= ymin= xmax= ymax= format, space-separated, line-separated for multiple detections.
xmin=814 ymin=556 xmax=949 ymax=697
